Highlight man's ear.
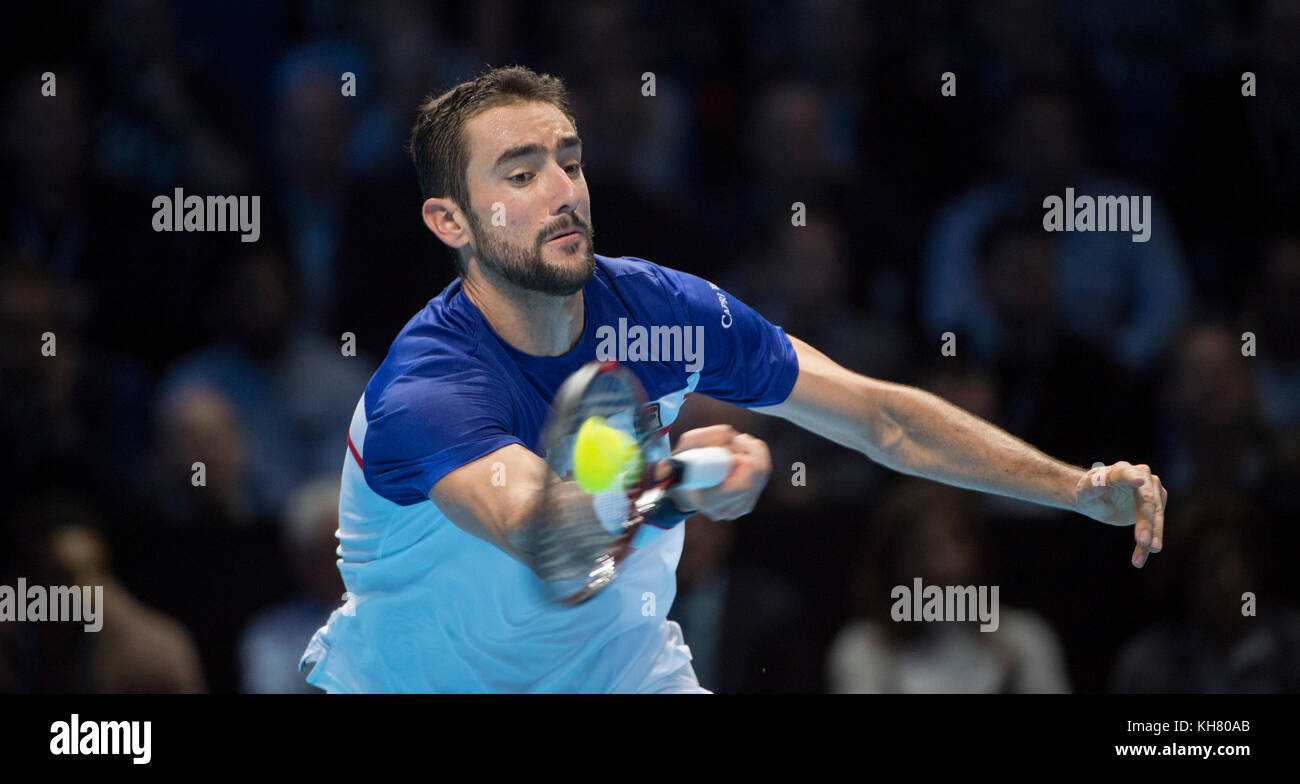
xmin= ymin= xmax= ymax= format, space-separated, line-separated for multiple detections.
xmin=422 ymin=197 xmax=471 ymax=251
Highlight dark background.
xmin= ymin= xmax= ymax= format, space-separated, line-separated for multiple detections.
xmin=1 ymin=0 xmax=1298 ymax=693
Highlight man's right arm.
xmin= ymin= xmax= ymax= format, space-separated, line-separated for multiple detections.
xmin=428 ymin=430 xmax=771 ymax=576
xmin=430 ymin=444 xmax=642 ymax=580
xmin=429 ymin=443 xmax=549 ymax=563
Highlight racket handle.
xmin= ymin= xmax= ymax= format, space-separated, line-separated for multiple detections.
xmin=668 ymin=446 xmax=734 ymax=490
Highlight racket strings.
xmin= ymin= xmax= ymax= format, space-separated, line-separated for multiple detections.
xmin=530 ymin=364 xmax=655 ymax=592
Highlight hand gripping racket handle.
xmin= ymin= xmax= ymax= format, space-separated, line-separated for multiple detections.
xmin=666 ymin=446 xmax=734 ymax=490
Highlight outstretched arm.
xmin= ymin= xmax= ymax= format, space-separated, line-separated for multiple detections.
xmin=752 ymin=335 xmax=1167 ymax=567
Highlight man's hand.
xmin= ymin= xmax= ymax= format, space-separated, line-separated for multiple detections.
xmin=667 ymin=424 xmax=771 ymax=520
xmin=1074 ymin=461 xmax=1168 ymax=568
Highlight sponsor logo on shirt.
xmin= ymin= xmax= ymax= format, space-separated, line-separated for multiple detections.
xmin=706 ymin=281 xmax=733 ymax=328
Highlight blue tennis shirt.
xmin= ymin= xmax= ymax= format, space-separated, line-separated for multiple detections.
xmin=299 ymin=254 xmax=798 ymax=692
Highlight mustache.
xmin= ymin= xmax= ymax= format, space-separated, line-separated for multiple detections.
xmin=538 ymin=215 xmax=590 ymax=242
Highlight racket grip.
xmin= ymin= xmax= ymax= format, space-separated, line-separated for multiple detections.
xmin=668 ymin=446 xmax=734 ymax=490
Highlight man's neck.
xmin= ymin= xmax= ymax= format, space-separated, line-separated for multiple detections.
xmin=461 ymin=266 xmax=585 ymax=357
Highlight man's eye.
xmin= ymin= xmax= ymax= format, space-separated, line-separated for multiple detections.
xmin=508 ymin=172 xmax=534 ymax=184
xmin=565 ymin=162 xmax=583 ymax=176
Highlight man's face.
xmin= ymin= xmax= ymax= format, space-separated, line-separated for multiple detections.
xmin=460 ymin=101 xmax=595 ymax=296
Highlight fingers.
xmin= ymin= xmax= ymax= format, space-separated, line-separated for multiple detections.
xmin=672 ymin=429 xmax=771 ymax=521
xmin=717 ymin=433 xmax=770 ymax=493
xmin=716 ymin=435 xmax=771 ymax=518
xmin=674 ymin=424 xmax=739 ymax=452
xmin=1116 ymin=463 xmax=1165 ymax=568
xmin=1152 ymin=474 xmax=1166 ymax=553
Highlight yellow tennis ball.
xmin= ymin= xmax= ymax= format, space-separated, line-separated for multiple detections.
xmin=573 ymin=416 xmax=639 ymax=493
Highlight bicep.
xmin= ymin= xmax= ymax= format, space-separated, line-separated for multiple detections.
xmin=752 ymin=335 xmax=893 ymax=458
xmin=429 ymin=442 xmax=549 ymax=560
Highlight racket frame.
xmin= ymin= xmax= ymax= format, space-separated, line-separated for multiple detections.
xmin=537 ymin=360 xmax=680 ymax=604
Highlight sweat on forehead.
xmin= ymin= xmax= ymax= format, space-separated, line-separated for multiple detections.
xmin=466 ymin=102 xmax=580 ymax=170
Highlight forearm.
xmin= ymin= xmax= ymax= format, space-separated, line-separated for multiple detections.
xmin=510 ymin=477 xmax=628 ymax=579
xmin=869 ymin=381 xmax=1084 ymax=511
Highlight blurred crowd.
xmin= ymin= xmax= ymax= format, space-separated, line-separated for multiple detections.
xmin=2 ymin=0 xmax=1298 ymax=693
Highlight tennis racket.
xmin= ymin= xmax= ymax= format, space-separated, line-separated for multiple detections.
xmin=522 ymin=360 xmax=733 ymax=604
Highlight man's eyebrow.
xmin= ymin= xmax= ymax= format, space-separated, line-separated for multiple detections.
xmin=493 ymin=135 xmax=583 ymax=170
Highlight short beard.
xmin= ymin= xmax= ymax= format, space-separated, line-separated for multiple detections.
xmin=464 ymin=210 xmax=596 ymax=297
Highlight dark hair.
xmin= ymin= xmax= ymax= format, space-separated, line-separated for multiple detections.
xmin=408 ymin=65 xmax=576 ymax=211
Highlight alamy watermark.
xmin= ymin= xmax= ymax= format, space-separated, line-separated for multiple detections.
xmin=595 ymin=318 xmax=704 ymax=373
xmin=0 ymin=578 xmax=103 ymax=632
xmin=1042 ymin=187 xmax=1151 ymax=243
xmin=152 ymin=187 xmax=261 ymax=242
xmin=50 ymin=714 xmax=151 ymax=765
xmin=891 ymin=577 xmax=1000 ymax=632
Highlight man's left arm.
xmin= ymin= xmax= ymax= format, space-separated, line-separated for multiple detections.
xmin=752 ymin=335 xmax=1167 ymax=568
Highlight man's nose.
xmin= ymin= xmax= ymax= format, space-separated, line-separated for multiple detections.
xmin=545 ymin=162 xmax=580 ymax=214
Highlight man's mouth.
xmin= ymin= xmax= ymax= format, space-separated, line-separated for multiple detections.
xmin=545 ymin=228 xmax=582 ymax=243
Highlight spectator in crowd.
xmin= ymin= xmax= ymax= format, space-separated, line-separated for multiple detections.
xmin=969 ymin=212 xmax=1155 ymax=467
xmin=922 ymin=90 xmax=1192 ymax=371
xmin=828 ymin=481 xmax=1071 ymax=693
xmin=240 ymin=477 xmax=344 ymax=693
xmin=145 ymin=381 xmax=255 ymax=527
xmin=126 ymin=380 xmax=294 ymax=692
xmin=156 ymin=244 xmax=371 ymax=518
xmin=0 ymin=500 xmax=206 ymax=693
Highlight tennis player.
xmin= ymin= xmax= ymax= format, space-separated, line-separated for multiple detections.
xmin=299 ymin=66 xmax=1166 ymax=693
